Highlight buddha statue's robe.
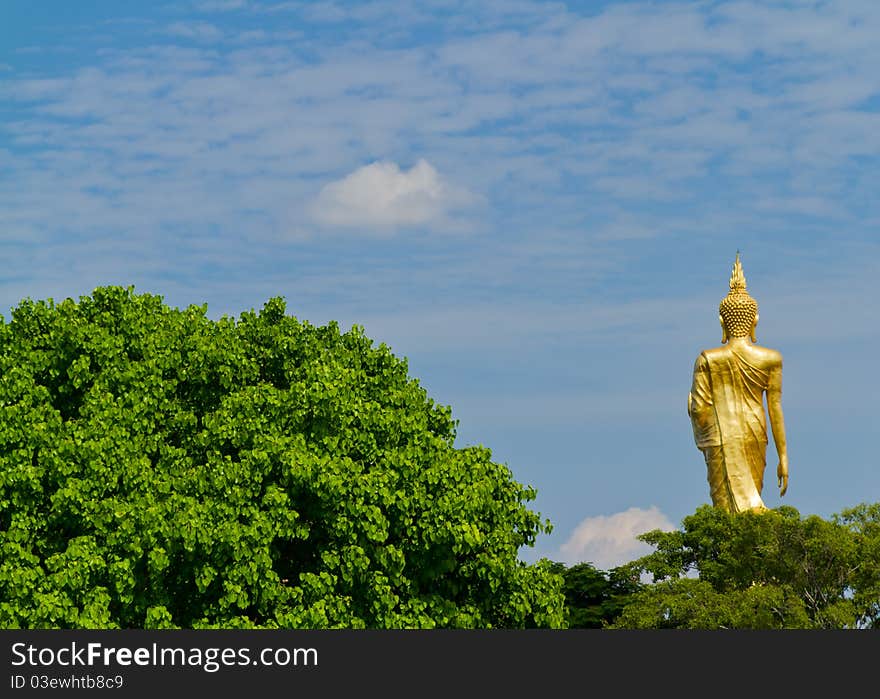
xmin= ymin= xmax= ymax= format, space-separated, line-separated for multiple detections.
xmin=688 ymin=343 xmax=782 ymax=513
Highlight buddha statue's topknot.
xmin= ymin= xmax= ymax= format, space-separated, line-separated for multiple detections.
xmin=719 ymin=252 xmax=758 ymax=339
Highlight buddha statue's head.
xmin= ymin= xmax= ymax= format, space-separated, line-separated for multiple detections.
xmin=719 ymin=252 xmax=758 ymax=343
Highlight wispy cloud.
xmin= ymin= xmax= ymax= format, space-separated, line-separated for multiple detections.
xmin=556 ymin=506 xmax=676 ymax=570
xmin=195 ymin=0 xmax=248 ymax=11
xmin=164 ymin=21 xmax=224 ymax=41
xmin=3 ymin=0 xmax=880 ymax=254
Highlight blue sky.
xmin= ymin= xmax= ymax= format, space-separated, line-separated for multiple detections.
xmin=1 ymin=0 xmax=878 ymax=569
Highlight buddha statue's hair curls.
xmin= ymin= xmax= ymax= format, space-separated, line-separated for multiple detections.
xmin=719 ymin=252 xmax=758 ymax=339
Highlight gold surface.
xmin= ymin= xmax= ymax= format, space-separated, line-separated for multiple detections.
xmin=688 ymin=253 xmax=788 ymax=513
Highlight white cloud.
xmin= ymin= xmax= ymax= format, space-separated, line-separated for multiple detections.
xmin=196 ymin=0 xmax=248 ymax=10
xmin=310 ymin=159 xmax=480 ymax=231
xmin=164 ymin=21 xmax=224 ymax=41
xmin=557 ymin=506 xmax=676 ymax=569
xmin=3 ymin=2 xmax=880 ymax=261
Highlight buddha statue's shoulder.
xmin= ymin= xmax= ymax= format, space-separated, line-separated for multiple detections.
xmin=699 ymin=344 xmax=782 ymax=369
xmin=699 ymin=346 xmax=729 ymax=362
xmin=745 ymin=344 xmax=783 ymax=367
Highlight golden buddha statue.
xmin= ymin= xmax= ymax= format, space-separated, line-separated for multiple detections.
xmin=687 ymin=253 xmax=789 ymax=513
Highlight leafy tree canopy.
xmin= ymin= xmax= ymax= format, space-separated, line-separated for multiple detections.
xmin=548 ymin=561 xmax=642 ymax=628
xmin=0 ymin=287 xmax=564 ymax=629
xmin=609 ymin=504 xmax=880 ymax=629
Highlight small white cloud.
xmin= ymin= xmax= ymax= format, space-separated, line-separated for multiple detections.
xmin=303 ymin=2 xmax=349 ymax=23
xmin=196 ymin=0 xmax=247 ymax=11
xmin=310 ymin=159 xmax=479 ymax=231
xmin=557 ymin=506 xmax=676 ymax=569
xmin=165 ymin=21 xmax=224 ymax=41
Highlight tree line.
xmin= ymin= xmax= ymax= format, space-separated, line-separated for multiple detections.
xmin=554 ymin=503 xmax=880 ymax=629
xmin=0 ymin=287 xmax=876 ymax=629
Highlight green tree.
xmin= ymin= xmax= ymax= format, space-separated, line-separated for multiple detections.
xmin=0 ymin=287 xmax=564 ymax=629
xmin=610 ymin=504 xmax=880 ymax=629
xmin=548 ymin=561 xmax=642 ymax=628
xmin=834 ymin=503 xmax=880 ymax=627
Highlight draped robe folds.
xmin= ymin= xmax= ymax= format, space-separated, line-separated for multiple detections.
xmin=688 ymin=347 xmax=772 ymax=513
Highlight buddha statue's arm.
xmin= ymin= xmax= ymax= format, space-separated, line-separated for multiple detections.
xmin=688 ymin=354 xmax=718 ymax=449
xmin=767 ymin=361 xmax=788 ymax=496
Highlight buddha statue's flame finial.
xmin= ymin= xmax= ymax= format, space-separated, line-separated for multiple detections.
xmin=729 ymin=250 xmax=748 ymax=292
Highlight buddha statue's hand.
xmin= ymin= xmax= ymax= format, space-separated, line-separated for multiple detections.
xmin=777 ymin=455 xmax=789 ymax=497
